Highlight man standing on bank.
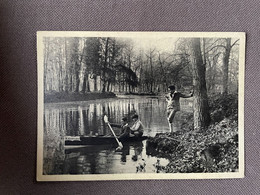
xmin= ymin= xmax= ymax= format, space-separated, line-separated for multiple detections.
xmin=166 ymin=85 xmax=193 ymax=133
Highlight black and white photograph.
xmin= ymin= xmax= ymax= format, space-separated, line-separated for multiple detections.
xmin=37 ymin=31 xmax=245 ymax=181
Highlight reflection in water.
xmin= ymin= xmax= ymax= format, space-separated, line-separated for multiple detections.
xmin=63 ymin=141 xmax=168 ymax=174
xmin=43 ymin=96 xmax=193 ymax=174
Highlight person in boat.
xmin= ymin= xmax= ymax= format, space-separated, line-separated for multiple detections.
xmin=130 ymin=114 xmax=144 ymax=137
xmin=166 ymin=85 xmax=193 ymax=133
xmin=110 ymin=117 xmax=131 ymax=141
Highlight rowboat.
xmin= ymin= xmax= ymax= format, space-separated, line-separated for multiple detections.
xmin=65 ymin=135 xmax=148 ymax=146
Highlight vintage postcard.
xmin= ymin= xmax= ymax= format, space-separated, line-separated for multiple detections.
xmin=37 ymin=31 xmax=245 ymax=181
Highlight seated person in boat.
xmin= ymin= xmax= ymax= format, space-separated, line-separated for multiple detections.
xmin=130 ymin=114 xmax=144 ymax=137
xmin=110 ymin=117 xmax=130 ymax=141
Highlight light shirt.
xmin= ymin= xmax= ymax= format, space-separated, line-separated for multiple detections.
xmin=130 ymin=120 xmax=144 ymax=133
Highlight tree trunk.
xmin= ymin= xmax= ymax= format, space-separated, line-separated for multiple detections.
xmin=223 ymin=38 xmax=231 ymax=95
xmin=190 ymin=38 xmax=211 ymax=130
xmin=118 ymin=81 xmax=121 ymax=92
xmin=82 ymin=72 xmax=91 ymax=93
xmin=58 ymin=42 xmax=65 ymax=92
xmin=59 ymin=61 xmax=63 ymax=92
xmin=64 ymin=38 xmax=69 ymax=93
xmin=87 ymin=80 xmax=90 ymax=92
xmin=107 ymin=81 xmax=110 ymax=92
xmin=102 ymin=38 xmax=109 ymax=92
xmin=93 ymin=75 xmax=97 ymax=91
xmin=69 ymin=74 xmax=73 ymax=92
xmin=149 ymin=53 xmax=153 ymax=93
xmin=82 ymin=73 xmax=87 ymax=93
xmin=75 ymin=65 xmax=80 ymax=93
xmin=102 ymin=81 xmax=106 ymax=92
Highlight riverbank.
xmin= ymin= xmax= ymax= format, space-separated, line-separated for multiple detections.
xmin=146 ymin=94 xmax=239 ymax=173
xmin=44 ymin=92 xmax=116 ymax=103
xmin=115 ymin=91 xmax=157 ymax=96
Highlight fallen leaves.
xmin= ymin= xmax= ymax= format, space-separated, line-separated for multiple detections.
xmin=146 ymin=94 xmax=239 ymax=173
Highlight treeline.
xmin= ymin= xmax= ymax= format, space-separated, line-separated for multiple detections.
xmin=44 ymin=37 xmax=139 ymax=94
xmin=44 ymin=37 xmax=239 ymax=95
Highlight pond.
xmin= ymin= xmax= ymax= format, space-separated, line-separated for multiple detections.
xmin=43 ymin=95 xmax=193 ymax=175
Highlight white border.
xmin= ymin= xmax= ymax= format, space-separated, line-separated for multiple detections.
xmin=37 ymin=31 xmax=245 ymax=181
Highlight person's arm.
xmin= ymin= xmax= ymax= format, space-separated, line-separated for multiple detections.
xmin=179 ymin=92 xmax=193 ymax=98
xmin=110 ymin=123 xmax=121 ymax=128
xmin=121 ymin=126 xmax=130 ymax=136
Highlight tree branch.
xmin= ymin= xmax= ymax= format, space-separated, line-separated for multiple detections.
xmin=205 ymin=45 xmax=226 ymax=54
xmin=230 ymin=58 xmax=239 ymax=65
xmin=205 ymin=38 xmax=222 ymax=50
xmin=231 ymin=39 xmax=240 ymax=48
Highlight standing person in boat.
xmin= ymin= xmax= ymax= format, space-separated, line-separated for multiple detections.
xmin=166 ymin=85 xmax=193 ymax=133
xmin=130 ymin=114 xmax=144 ymax=137
xmin=110 ymin=117 xmax=131 ymax=141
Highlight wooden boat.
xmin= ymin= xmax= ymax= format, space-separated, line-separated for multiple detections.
xmin=65 ymin=135 xmax=148 ymax=146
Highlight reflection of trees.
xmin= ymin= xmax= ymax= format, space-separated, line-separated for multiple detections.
xmin=65 ymin=111 xmax=73 ymax=135
xmin=74 ymin=110 xmax=80 ymax=135
xmin=64 ymin=145 xmax=114 ymax=174
xmin=43 ymin=109 xmax=65 ymax=174
xmin=139 ymin=99 xmax=153 ymax=129
xmin=86 ymin=104 xmax=98 ymax=135
xmin=45 ymin=97 xmax=177 ymax=138
xmin=82 ymin=108 xmax=89 ymax=135
xmin=102 ymin=105 xmax=107 ymax=135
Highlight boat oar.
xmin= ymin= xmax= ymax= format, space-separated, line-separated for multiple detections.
xmin=104 ymin=115 xmax=123 ymax=150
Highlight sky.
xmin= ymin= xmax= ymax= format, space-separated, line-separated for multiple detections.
xmin=127 ymin=37 xmax=178 ymax=54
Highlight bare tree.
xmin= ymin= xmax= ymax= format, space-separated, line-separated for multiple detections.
xmin=222 ymin=38 xmax=239 ymax=95
xmin=190 ymin=38 xmax=211 ymax=130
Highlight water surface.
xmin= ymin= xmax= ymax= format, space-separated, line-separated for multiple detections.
xmin=43 ymin=95 xmax=193 ymax=174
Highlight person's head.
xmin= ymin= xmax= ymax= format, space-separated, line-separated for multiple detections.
xmin=121 ymin=117 xmax=128 ymax=124
xmin=132 ymin=114 xmax=139 ymax=122
xmin=168 ymin=85 xmax=175 ymax=92
xmin=132 ymin=155 xmax=138 ymax=161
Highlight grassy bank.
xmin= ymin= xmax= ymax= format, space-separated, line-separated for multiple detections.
xmin=44 ymin=91 xmax=116 ymax=103
xmin=146 ymin=94 xmax=239 ymax=173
